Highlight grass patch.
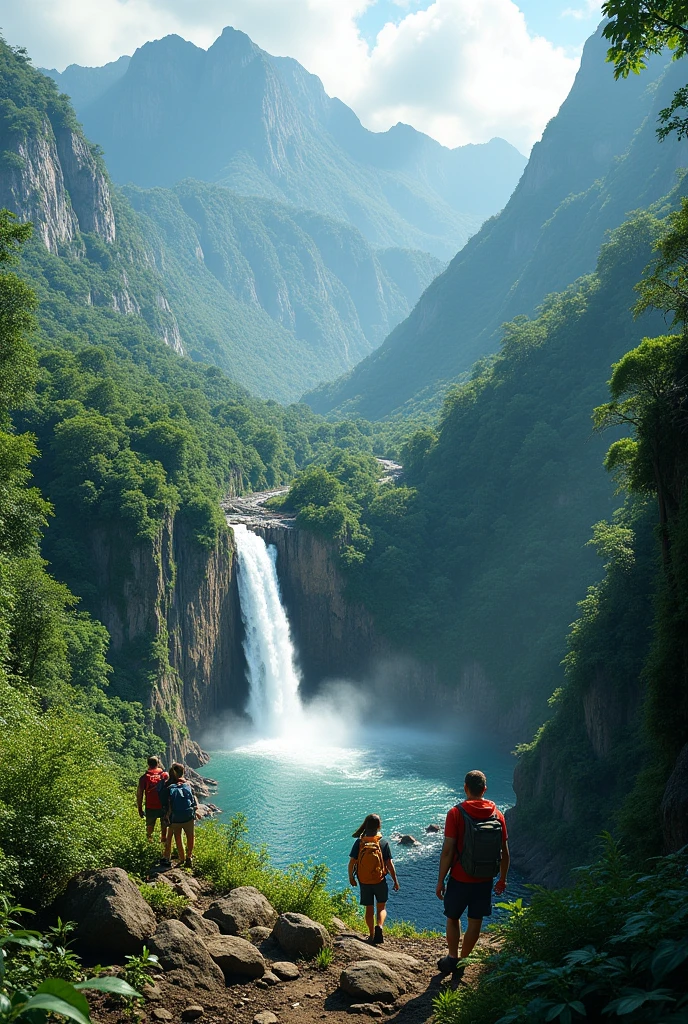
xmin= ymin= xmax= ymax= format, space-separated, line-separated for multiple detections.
xmin=137 ymin=881 xmax=189 ymax=919
xmin=194 ymin=815 xmax=360 ymax=928
xmin=314 ymin=947 xmax=334 ymax=970
xmin=386 ymin=919 xmax=442 ymax=939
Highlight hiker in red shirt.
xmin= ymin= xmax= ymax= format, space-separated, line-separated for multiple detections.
xmin=435 ymin=769 xmax=509 ymax=975
xmin=136 ymin=755 xmax=169 ymax=845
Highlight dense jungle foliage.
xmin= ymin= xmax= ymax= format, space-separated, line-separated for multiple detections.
xmin=284 ymin=198 xmax=681 ymax=730
xmin=434 ymin=842 xmax=688 ymax=1024
xmin=515 ymin=197 xmax=688 ymax=870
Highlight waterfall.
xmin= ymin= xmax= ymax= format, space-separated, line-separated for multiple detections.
xmin=232 ymin=524 xmax=303 ymax=736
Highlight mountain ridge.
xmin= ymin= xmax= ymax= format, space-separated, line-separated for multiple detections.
xmin=42 ymin=27 xmax=526 ymax=259
xmin=305 ymin=28 xmax=687 ymax=419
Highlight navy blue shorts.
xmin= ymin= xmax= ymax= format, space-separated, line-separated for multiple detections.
xmin=359 ymin=880 xmax=389 ymax=906
xmin=443 ymin=877 xmax=492 ymax=920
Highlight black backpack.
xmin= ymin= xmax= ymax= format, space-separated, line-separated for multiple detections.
xmin=456 ymin=805 xmax=503 ymax=877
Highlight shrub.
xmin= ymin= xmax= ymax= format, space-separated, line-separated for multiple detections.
xmin=193 ymin=815 xmax=359 ymax=927
xmin=137 ymin=883 xmax=189 ymax=919
xmin=0 ymin=711 xmax=156 ymax=905
xmin=0 ymin=892 xmax=140 ymax=1024
xmin=431 ymin=841 xmax=688 ymax=1024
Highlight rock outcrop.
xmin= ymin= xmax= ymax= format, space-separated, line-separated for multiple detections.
xmin=272 ymin=913 xmax=330 ymax=959
xmin=205 ymin=887 xmax=278 ymax=935
xmin=339 ymin=961 xmax=406 ymax=1003
xmin=59 ymin=868 xmax=156 ymax=955
xmin=205 ymin=935 xmax=266 ymax=979
xmin=149 ymin=920 xmax=226 ymax=991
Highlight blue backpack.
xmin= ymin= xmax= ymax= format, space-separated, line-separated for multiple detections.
xmin=168 ymin=782 xmax=195 ymax=820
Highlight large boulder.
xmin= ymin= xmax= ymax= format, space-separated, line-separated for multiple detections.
xmin=335 ymin=937 xmax=422 ymax=977
xmin=340 ymin=961 xmax=406 ymax=1003
xmin=58 ymin=868 xmax=156 ymax=955
xmin=149 ymin=920 xmax=225 ymax=991
xmin=180 ymin=908 xmax=220 ymax=939
xmin=272 ymin=913 xmax=330 ymax=959
xmin=205 ymin=887 xmax=277 ymax=935
xmin=205 ymin=935 xmax=266 ymax=979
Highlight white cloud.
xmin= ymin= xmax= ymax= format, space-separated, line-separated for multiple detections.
xmin=0 ymin=0 xmax=580 ymax=152
xmin=561 ymin=0 xmax=602 ymax=20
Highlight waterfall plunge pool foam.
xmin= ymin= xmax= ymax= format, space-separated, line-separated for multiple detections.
xmin=216 ymin=524 xmax=522 ymax=930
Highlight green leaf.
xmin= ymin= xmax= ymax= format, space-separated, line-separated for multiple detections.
xmin=651 ymin=939 xmax=688 ymax=980
xmin=35 ymin=979 xmax=90 ymax=1019
xmin=546 ymin=1005 xmax=566 ymax=1021
xmin=0 ymin=993 xmax=12 ymax=1015
xmin=76 ymin=977 xmax=141 ymax=999
xmin=17 ymin=994 xmax=91 ymax=1024
xmin=569 ymin=1002 xmax=586 ymax=1016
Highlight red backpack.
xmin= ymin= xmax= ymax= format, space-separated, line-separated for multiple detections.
xmin=143 ymin=767 xmax=166 ymax=810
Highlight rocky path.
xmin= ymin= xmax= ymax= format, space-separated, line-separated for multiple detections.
xmin=67 ymin=870 xmax=490 ymax=1024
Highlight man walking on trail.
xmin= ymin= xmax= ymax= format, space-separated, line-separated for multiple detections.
xmin=436 ymin=769 xmax=509 ymax=975
xmin=137 ymin=756 xmax=169 ymax=844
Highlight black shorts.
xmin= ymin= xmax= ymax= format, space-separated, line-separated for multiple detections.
xmin=359 ymin=880 xmax=389 ymax=906
xmin=443 ymin=877 xmax=492 ymax=921
xmin=145 ymin=808 xmax=165 ymax=824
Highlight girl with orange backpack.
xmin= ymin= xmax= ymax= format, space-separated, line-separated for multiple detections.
xmin=348 ymin=813 xmax=400 ymax=944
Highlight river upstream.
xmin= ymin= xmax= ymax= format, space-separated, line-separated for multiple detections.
xmin=205 ymin=522 xmax=520 ymax=932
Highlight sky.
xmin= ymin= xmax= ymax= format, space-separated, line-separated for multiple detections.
xmin=0 ymin=0 xmax=603 ymax=153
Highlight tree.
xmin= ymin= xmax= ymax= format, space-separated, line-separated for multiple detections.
xmin=602 ymin=1 xmax=688 ymax=139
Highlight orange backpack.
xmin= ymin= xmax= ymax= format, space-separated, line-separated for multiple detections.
xmin=357 ymin=834 xmax=386 ymax=885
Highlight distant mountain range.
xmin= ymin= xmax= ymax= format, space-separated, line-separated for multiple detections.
xmin=124 ymin=179 xmax=442 ymax=399
xmin=305 ymin=28 xmax=688 ymax=419
xmin=43 ymin=28 xmax=526 ymax=260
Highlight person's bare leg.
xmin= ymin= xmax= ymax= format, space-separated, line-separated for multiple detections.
xmin=171 ymin=825 xmax=185 ymax=862
xmin=146 ymin=821 xmax=154 ymax=841
xmin=163 ymin=830 xmax=173 ymax=862
xmin=365 ymin=905 xmax=375 ymax=938
xmin=376 ymin=902 xmax=387 ymax=929
xmin=446 ymin=917 xmax=461 ymax=959
xmin=460 ymin=918 xmax=482 ymax=958
xmin=185 ymin=823 xmax=195 ymax=859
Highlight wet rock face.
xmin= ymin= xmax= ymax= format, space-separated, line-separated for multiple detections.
xmin=661 ymin=743 xmax=688 ymax=851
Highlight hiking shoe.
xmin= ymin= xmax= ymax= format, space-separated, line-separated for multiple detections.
xmin=184 ymin=857 xmax=194 ymax=869
xmin=437 ymin=956 xmax=461 ymax=975
xmin=374 ymin=925 xmax=384 ymax=945
xmin=159 ymin=858 xmax=172 ymax=868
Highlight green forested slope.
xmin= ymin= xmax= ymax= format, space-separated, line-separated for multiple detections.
xmin=123 ymin=179 xmax=442 ymax=400
xmin=45 ymin=28 xmax=526 ymax=259
xmin=306 ymin=29 xmax=685 ymax=419
xmin=284 ymin=198 xmax=680 ymax=737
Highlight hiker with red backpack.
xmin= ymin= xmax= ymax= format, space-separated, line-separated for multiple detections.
xmin=136 ymin=756 xmax=169 ymax=844
xmin=349 ymin=813 xmax=400 ymax=944
xmin=436 ymin=769 xmax=509 ymax=975
xmin=160 ymin=762 xmax=199 ymax=869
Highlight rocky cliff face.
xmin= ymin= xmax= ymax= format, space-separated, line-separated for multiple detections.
xmin=88 ymin=516 xmax=246 ymax=761
xmin=0 ymin=115 xmax=115 ymax=252
xmin=256 ymin=524 xmax=442 ymax=715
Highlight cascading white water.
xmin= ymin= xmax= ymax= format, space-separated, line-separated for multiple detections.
xmin=232 ymin=524 xmax=303 ymax=737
